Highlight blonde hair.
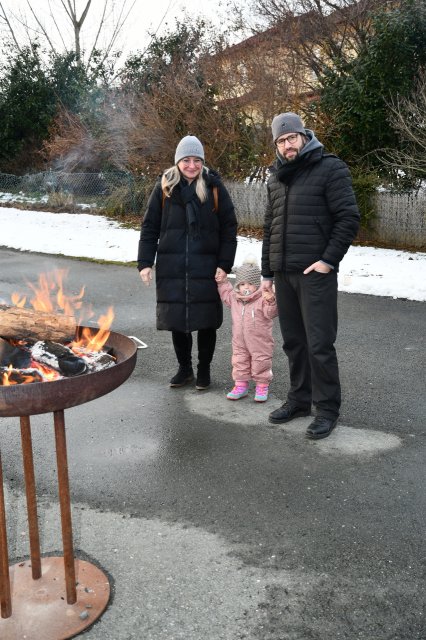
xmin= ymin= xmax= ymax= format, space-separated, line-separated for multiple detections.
xmin=161 ymin=165 xmax=209 ymax=203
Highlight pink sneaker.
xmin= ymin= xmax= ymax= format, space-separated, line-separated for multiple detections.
xmin=254 ymin=384 xmax=269 ymax=402
xmin=227 ymin=382 xmax=249 ymax=400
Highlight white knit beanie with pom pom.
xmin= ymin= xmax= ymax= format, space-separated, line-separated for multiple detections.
xmin=234 ymin=255 xmax=261 ymax=290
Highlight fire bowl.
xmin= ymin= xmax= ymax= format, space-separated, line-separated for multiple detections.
xmin=0 ymin=328 xmax=137 ymax=417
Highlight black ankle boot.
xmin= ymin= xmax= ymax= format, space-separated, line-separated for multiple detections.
xmin=170 ymin=366 xmax=194 ymax=387
xmin=195 ymin=365 xmax=210 ymax=390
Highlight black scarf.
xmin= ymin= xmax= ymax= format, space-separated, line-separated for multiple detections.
xmin=275 ymin=151 xmax=311 ymax=185
xmin=180 ymin=180 xmax=201 ymax=239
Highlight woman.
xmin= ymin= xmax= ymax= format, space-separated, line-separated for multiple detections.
xmin=138 ymin=135 xmax=237 ymax=390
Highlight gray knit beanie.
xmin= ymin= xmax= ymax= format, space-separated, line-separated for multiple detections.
xmin=234 ymin=256 xmax=261 ymax=290
xmin=174 ymin=135 xmax=205 ymax=164
xmin=271 ymin=112 xmax=306 ymax=142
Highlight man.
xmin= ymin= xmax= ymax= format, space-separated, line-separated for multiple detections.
xmin=261 ymin=112 xmax=360 ymax=439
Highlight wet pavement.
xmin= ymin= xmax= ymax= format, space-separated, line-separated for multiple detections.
xmin=0 ymin=248 xmax=425 ymax=639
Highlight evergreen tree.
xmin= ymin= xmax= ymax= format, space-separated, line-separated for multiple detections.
xmin=316 ymin=0 xmax=426 ymax=178
xmin=0 ymin=45 xmax=56 ymax=171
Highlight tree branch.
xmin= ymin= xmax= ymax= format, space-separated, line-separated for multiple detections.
xmin=25 ymin=1 xmax=59 ymax=55
xmin=0 ymin=1 xmax=24 ymax=53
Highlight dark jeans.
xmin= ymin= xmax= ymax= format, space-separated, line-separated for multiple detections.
xmin=274 ymin=270 xmax=341 ymax=419
xmin=172 ymin=329 xmax=217 ymax=369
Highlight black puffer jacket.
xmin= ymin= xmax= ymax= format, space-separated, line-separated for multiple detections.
xmin=262 ymin=132 xmax=360 ymax=275
xmin=138 ymin=169 xmax=237 ymax=332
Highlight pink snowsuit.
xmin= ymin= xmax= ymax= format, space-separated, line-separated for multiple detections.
xmin=218 ymin=281 xmax=278 ymax=384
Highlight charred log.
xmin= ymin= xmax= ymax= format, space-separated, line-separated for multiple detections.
xmin=76 ymin=349 xmax=115 ymax=372
xmin=0 ymin=367 xmax=44 ymax=385
xmin=31 ymin=341 xmax=87 ymax=376
xmin=0 ymin=337 xmax=31 ymax=369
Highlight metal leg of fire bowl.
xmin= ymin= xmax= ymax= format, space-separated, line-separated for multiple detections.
xmin=0 ymin=411 xmax=111 ymax=640
xmin=20 ymin=415 xmax=42 ymax=580
xmin=0 ymin=451 xmax=12 ymax=619
xmin=53 ymin=409 xmax=77 ymax=604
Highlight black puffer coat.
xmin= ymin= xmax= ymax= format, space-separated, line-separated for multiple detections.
xmin=262 ymin=133 xmax=360 ymax=275
xmin=138 ymin=169 xmax=237 ymax=332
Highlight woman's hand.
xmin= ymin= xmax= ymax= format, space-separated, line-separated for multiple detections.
xmin=215 ymin=267 xmax=227 ymax=283
xmin=140 ymin=267 xmax=153 ymax=286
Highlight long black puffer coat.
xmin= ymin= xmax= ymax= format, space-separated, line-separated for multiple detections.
xmin=262 ymin=133 xmax=360 ymax=276
xmin=138 ymin=169 xmax=237 ymax=332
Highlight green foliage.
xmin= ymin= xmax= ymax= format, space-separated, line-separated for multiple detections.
xmin=49 ymin=52 xmax=93 ymax=113
xmin=0 ymin=45 xmax=108 ymax=172
xmin=351 ymin=171 xmax=380 ymax=229
xmin=0 ymin=44 xmax=56 ymax=170
xmin=316 ymin=0 xmax=426 ymax=177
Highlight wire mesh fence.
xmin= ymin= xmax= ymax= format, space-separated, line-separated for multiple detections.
xmin=0 ymin=171 xmax=154 ymax=216
xmin=0 ymin=171 xmax=424 ymax=249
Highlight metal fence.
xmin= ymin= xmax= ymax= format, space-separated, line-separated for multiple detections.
xmin=225 ymin=181 xmax=426 ymax=250
xmin=0 ymin=171 xmax=152 ymax=216
xmin=372 ymin=190 xmax=426 ymax=249
xmin=0 ymin=171 xmax=425 ymax=249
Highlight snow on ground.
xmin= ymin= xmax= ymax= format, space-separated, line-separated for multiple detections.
xmin=0 ymin=207 xmax=425 ymax=302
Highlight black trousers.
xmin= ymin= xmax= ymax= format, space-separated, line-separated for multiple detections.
xmin=274 ymin=270 xmax=341 ymax=419
xmin=172 ymin=329 xmax=217 ymax=369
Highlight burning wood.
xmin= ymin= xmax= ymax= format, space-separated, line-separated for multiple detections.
xmin=0 ymin=366 xmax=45 ymax=384
xmin=0 ymin=336 xmax=31 ymax=369
xmin=72 ymin=347 xmax=115 ymax=373
xmin=1 ymin=270 xmax=117 ymax=386
xmin=30 ymin=341 xmax=87 ymax=375
xmin=0 ymin=305 xmax=76 ymax=342
xmin=0 ymin=336 xmax=116 ymax=385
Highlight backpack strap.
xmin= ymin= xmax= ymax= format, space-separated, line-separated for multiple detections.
xmin=162 ymin=186 xmax=219 ymax=212
xmin=212 ymin=186 xmax=218 ymax=213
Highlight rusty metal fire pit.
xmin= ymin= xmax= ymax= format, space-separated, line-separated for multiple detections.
xmin=0 ymin=328 xmax=137 ymax=640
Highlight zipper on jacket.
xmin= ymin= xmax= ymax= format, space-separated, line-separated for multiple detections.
xmin=185 ymin=231 xmax=190 ymax=332
xmin=283 ymin=184 xmax=289 ymax=272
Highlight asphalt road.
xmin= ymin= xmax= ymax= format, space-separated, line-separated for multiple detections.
xmin=0 ymin=248 xmax=425 ymax=640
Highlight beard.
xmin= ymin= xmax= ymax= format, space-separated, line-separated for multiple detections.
xmin=284 ymin=148 xmax=301 ymax=162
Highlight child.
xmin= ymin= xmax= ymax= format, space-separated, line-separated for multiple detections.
xmin=217 ymin=256 xmax=278 ymax=402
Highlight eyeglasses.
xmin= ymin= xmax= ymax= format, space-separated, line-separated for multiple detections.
xmin=276 ymin=133 xmax=299 ymax=146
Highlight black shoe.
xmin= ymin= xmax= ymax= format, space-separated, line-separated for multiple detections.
xmin=169 ymin=367 xmax=194 ymax=387
xmin=306 ymin=416 xmax=338 ymax=440
xmin=269 ymin=401 xmax=311 ymax=424
xmin=195 ymin=365 xmax=210 ymax=390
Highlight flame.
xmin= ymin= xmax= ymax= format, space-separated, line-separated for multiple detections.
xmin=30 ymin=361 xmax=61 ymax=381
xmin=72 ymin=307 xmax=114 ymax=353
xmin=11 ymin=270 xmax=111 ymax=347
xmin=2 ymin=365 xmax=13 ymax=386
xmin=11 ymin=293 xmax=26 ymax=307
xmin=26 ymin=270 xmax=85 ymax=316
